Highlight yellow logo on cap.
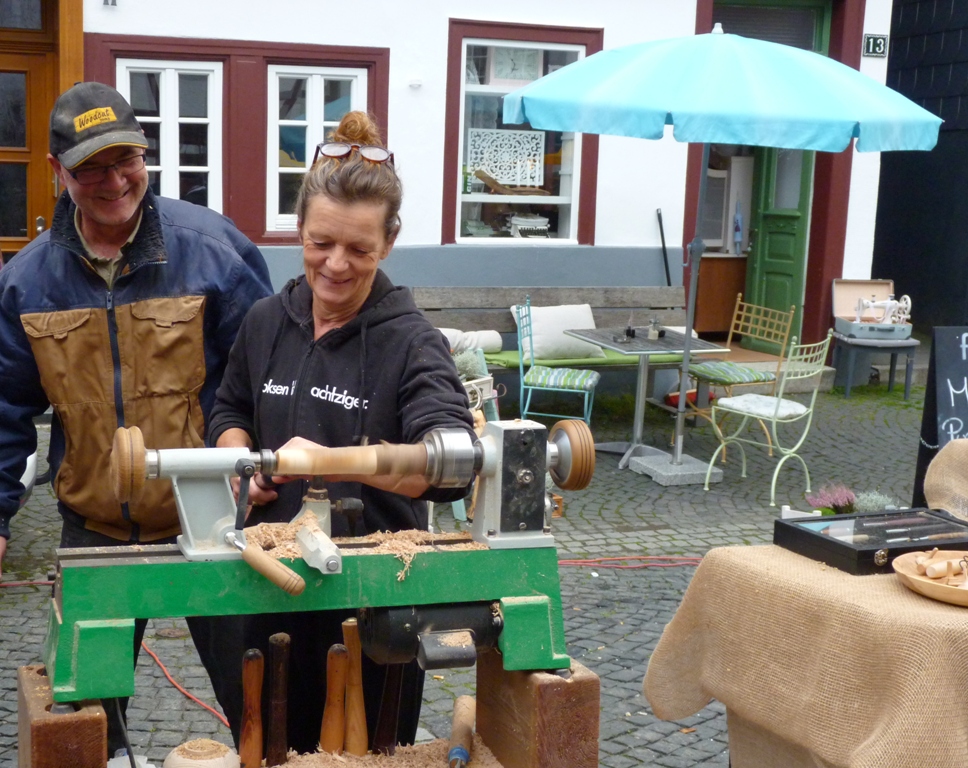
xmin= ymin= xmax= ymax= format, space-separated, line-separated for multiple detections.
xmin=73 ymin=107 xmax=117 ymax=133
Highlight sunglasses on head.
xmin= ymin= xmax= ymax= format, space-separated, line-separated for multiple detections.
xmin=312 ymin=142 xmax=394 ymax=166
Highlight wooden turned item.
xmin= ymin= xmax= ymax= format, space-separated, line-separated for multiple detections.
xmin=318 ymin=644 xmax=348 ymax=754
xmin=239 ymin=649 xmax=264 ymax=768
xmin=111 ymin=424 xmax=145 ymax=503
xmin=266 ymin=633 xmax=291 ymax=767
xmin=17 ymin=664 xmax=106 ymax=768
xmin=163 ymin=739 xmax=240 ymax=768
xmin=341 ymin=618 xmax=369 ymax=756
xmin=476 ymin=650 xmax=600 ymax=768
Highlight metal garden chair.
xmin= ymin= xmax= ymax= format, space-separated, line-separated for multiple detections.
xmin=685 ymin=294 xmax=795 ymax=456
xmin=704 ymin=331 xmax=833 ymax=505
xmin=516 ymin=296 xmax=600 ymax=425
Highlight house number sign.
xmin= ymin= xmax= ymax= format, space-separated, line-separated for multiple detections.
xmin=863 ymin=34 xmax=888 ymax=57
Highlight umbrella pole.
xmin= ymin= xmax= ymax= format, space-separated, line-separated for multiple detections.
xmin=672 ymin=143 xmax=710 ymax=465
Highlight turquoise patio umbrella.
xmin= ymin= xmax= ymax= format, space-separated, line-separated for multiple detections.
xmin=503 ymin=24 xmax=941 ymax=465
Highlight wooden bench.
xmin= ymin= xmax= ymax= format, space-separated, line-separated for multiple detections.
xmin=412 ymin=286 xmax=687 ymax=336
xmin=414 ymin=287 xmax=688 ymax=417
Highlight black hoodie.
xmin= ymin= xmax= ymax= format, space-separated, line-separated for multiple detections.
xmin=209 ymin=269 xmax=474 ymax=535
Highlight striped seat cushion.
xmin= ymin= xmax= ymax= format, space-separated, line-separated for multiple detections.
xmin=688 ymin=360 xmax=776 ymax=385
xmin=524 ymin=365 xmax=600 ymax=392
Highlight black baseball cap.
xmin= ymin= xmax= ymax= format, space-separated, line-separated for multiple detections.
xmin=50 ymin=82 xmax=148 ymax=170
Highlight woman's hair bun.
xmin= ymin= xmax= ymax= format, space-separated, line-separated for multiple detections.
xmin=330 ymin=111 xmax=384 ymax=147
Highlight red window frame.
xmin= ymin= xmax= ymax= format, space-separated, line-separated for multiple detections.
xmin=442 ymin=19 xmax=604 ymax=245
xmin=85 ymin=33 xmax=389 ymax=245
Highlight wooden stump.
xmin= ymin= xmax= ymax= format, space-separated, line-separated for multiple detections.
xmin=476 ymin=650 xmax=600 ymax=768
xmin=17 ymin=665 xmax=106 ymax=768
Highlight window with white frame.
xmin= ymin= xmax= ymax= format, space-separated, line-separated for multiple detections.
xmin=116 ymin=60 xmax=223 ymax=212
xmin=266 ymin=65 xmax=368 ymax=231
xmin=458 ymin=40 xmax=583 ymax=241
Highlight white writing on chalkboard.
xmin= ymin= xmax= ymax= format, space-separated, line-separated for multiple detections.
xmin=933 ymin=329 xmax=968 ymax=449
xmin=941 ymin=417 xmax=964 ymax=442
xmin=949 ymin=377 xmax=968 ymax=406
xmin=943 ymin=373 xmax=968 ymax=440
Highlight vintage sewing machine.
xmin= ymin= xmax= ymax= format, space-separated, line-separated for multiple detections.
xmin=852 ymin=295 xmax=912 ymax=327
xmin=29 ymin=418 xmax=599 ymax=767
xmin=832 ymin=278 xmax=913 ymax=340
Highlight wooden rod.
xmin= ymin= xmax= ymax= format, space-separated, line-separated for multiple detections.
xmin=448 ymin=695 xmax=476 ymax=768
xmin=371 ymin=663 xmax=405 ymax=755
xmin=342 ymin=618 xmax=368 ymax=756
xmin=266 ymin=633 xmax=291 ymax=767
xmin=319 ymin=644 xmax=348 ymax=754
xmin=239 ymin=648 xmax=264 ymax=768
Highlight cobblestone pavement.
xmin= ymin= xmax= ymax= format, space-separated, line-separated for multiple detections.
xmin=1 ymin=383 xmax=923 ymax=767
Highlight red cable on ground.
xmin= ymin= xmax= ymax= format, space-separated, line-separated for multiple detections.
xmin=0 ymin=579 xmax=54 ymax=587
xmin=141 ymin=641 xmax=230 ymax=728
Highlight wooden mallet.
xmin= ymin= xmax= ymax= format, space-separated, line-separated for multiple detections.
xmin=239 ymin=648 xmax=264 ymax=768
xmin=266 ymin=633 xmax=290 ymax=767
xmin=318 ymin=644 xmax=348 ymax=754
xmin=342 ymin=618 xmax=368 ymax=756
xmin=448 ymin=695 xmax=476 ymax=768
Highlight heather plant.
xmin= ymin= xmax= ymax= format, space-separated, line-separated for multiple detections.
xmin=806 ymin=483 xmax=856 ymax=515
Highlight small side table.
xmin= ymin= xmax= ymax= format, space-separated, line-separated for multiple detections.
xmin=830 ymin=331 xmax=919 ymax=399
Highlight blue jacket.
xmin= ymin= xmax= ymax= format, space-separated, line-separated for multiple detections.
xmin=0 ymin=189 xmax=272 ymax=541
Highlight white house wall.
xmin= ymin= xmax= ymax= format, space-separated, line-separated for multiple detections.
xmin=85 ymin=0 xmax=696 ymax=253
xmin=842 ymin=0 xmax=892 ymax=279
xmin=86 ymin=0 xmax=890 ymax=282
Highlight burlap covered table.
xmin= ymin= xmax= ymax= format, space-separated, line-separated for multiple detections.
xmin=643 ymin=545 xmax=968 ymax=768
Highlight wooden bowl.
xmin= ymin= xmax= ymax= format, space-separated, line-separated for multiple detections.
xmin=892 ymin=550 xmax=968 ymax=607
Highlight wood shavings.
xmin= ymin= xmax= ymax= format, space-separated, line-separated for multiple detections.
xmin=281 ymin=735 xmax=503 ymax=767
xmin=345 ymin=530 xmax=484 ymax=580
xmin=246 ymin=517 xmax=318 ymax=559
xmin=245 ymin=520 xmax=485 ymax=582
xmin=439 ymin=630 xmax=473 ymax=648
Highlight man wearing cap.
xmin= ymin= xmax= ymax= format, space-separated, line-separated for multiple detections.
xmin=0 ymin=82 xmax=272 ymax=754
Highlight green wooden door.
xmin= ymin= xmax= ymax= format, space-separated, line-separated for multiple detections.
xmin=744 ymin=146 xmax=815 ymax=350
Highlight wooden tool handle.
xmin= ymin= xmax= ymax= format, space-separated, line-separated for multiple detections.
xmin=275 ymin=442 xmax=428 ymax=478
xmin=319 ymin=644 xmax=348 ymax=754
xmin=241 ymin=540 xmax=306 ymax=596
xmin=239 ymin=648 xmax=264 ymax=768
xmin=266 ymin=633 xmax=290 ymax=767
xmin=448 ymin=695 xmax=476 ymax=768
xmin=342 ymin=618 xmax=369 ymax=756
xmin=111 ymin=426 xmax=146 ymax=503
xmin=371 ymin=663 xmax=404 ymax=755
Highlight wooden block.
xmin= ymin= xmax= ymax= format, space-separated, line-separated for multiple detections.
xmin=551 ymin=493 xmax=564 ymax=518
xmin=18 ymin=665 xmax=106 ymax=768
xmin=476 ymin=650 xmax=599 ymax=768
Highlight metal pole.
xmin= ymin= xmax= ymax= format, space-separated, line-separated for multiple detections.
xmin=656 ymin=208 xmax=672 ymax=287
xmin=672 ymin=143 xmax=710 ymax=464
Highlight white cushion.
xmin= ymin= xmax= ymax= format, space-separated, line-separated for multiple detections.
xmin=716 ymin=393 xmax=807 ymax=420
xmin=511 ymin=303 xmax=606 ymax=359
xmin=438 ymin=327 xmax=503 ymax=353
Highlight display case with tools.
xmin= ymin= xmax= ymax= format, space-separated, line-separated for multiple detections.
xmin=773 ymin=509 xmax=968 ymax=575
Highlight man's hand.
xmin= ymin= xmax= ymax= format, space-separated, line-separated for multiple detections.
xmin=0 ymin=536 xmax=7 ymax=579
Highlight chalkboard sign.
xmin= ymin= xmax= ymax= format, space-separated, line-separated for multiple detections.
xmin=930 ymin=327 xmax=968 ymax=444
xmin=913 ymin=327 xmax=968 ymax=506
